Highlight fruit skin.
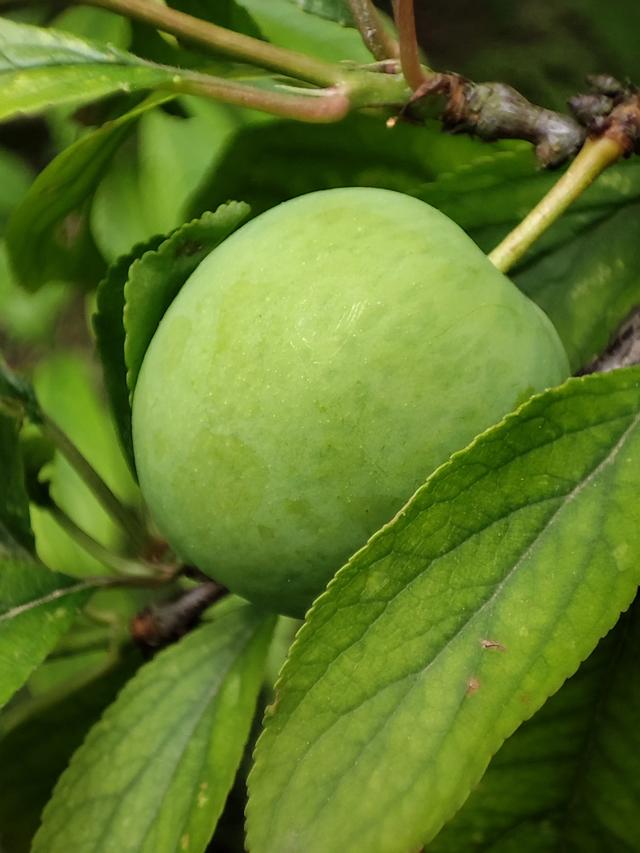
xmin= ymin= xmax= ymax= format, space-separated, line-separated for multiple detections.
xmin=132 ymin=187 xmax=569 ymax=616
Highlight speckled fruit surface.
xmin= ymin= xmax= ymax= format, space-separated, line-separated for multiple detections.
xmin=132 ymin=188 xmax=569 ymax=616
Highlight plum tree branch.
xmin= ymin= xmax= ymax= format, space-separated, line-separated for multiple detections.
xmin=348 ymin=0 xmax=399 ymax=61
xmin=490 ymin=79 xmax=640 ymax=273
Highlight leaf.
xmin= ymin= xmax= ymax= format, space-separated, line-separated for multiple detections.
xmin=94 ymin=203 xmax=250 ymax=470
xmin=247 ymin=367 xmax=640 ymax=853
xmin=421 ymin=156 xmax=640 ymax=370
xmin=237 ymin=0 xmax=371 ymax=63
xmin=29 ymin=353 xmax=139 ymax=577
xmin=93 ymin=235 xmax=166 ymax=473
xmin=124 ymin=202 xmax=250 ymax=396
xmin=33 ymin=602 xmax=275 ymax=853
xmin=0 ymin=650 xmax=141 ymax=853
xmin=0 ymin=409 xmax=34 ymax=555
xmin=91 ymin=97 xmax=243 ymax=262
xmin=0 ymin=19 xmax=176 ymax=121
xmin=189 ymin=113 xmax=512 ymax=219
xmin=429 ymin=598 xmax=640 ymax=851
xmin=0 ymin=146 xmax=32 ymax=226
xmin=6 ymin=92 xmax=171 ymax=291
xmin=0 ymin=558 xmax=90 ymax=709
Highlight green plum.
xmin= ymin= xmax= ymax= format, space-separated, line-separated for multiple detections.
xmin=132 ymin=188 xmax=569 ymax=616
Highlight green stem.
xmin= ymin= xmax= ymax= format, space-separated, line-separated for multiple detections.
xmin=48 ymin=504 xmax=154 ymax=578
xmin=169 ymin=73 xmax=351 ymax=122
xmin=488 ymin=136 xmax=624 ymax=274
xmin=42 ymin=415 xmax=145 ymax=550
xmin=348 ymin=0 xmax=399 ymax=61
xmin=77 ymin=0 xmax=344 ymax=86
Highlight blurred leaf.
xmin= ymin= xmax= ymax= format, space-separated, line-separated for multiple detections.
xmin=189 ymin=113 xmax=513 ymax=218
xmin=0 ymin=19 xmax=178 ymax=121
xmin=297 ymin=0 xmax=354 ymax=25
xmin=0 ymin=147 xmax=32 ymax=227
xmin=31 ymin=353 xmax=139 ymax=577
xmin=6 ymin=92 xmax=171 ymax=291
xmin=91 ymin=97 xmax=243 ymax=262
xmin=430 ymin=598 xmax=640 ymax=851
xmin=124 ymin=203 xmax=250 ymax=396
xmin=237 ymin=0 xmax=371 ymax=63
xmin=51 ymin=6 xmax=131 ymax=49
xmin=0 ymin=558 xmax=89 ymax=709
xmin=421 ymin=156 xmax=640 ymax=370
xmin=168 ymin=0 xmax=263 ymax=38
xmin=0 ymin=649 xmax=141 ymax=853
xmin=248 ymin=368 xmax=640 ymax=853
xmin=94 ymin=204 xmax=249 ymax=471
xmin=33 ymin=602 xmax=275 ymax=853
xmin=0 ymin=243 xmax=69 ymax=343
xmin=0 ymin=409 xmax=33 ymax=554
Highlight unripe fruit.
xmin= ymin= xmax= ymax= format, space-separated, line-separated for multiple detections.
xmin=132 ymin=188 xmax=569 ymax=616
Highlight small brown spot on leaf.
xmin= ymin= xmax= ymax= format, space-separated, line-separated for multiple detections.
xmin=480 ymin=638 xmax=506 ymax=651
xmin=467 ymin=677 xmax=480 ymax=695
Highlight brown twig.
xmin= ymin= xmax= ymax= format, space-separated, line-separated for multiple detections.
xmin=131 ymin=581 xmax=227 ymax=651
xmin=348 ymin=0 xmax=399 ymax=61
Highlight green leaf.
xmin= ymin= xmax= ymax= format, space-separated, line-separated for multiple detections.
xmin=247 ymin=367 xmax=640 ymax=853
xmin=168 ymin=0 xmax=263 ymax=39
xmin=0 ymin=650 xmax=141 ymax=853
xmin=0 ymin=558 xmax=90 ymax=709
xmin=0 ymin=409 xmax=34 ymax=555
xmin=237 ymin=0 xmax=371 ymax=63
xmin=6 ymin=92 xmax=171 ymax=291
xmin=124 ymin=202 xmax=250 ymax=397
xmin=421 ymin=157 xmax=640 ymax=370
xmin=91 ymin=97 xmax=243 ymax=262
xmin=94 ymin=204 xmax=250 ymax=470
xmin=0 ymin=146 xmax=32 ymax=226
xmin=0 ymin=19 xmax=176 ymax=121
xmin=33 ymin=602 xmax=275 ymax=853
xmin=30 ymin=353 xmax=139 ymax=577
xmin=430 ymin=598 xmax=640 ymax=851
xmin=189 ymin=113 xmax=511 ymax=219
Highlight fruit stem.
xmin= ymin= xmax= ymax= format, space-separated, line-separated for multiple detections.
xmin=348 ymin=0 xmax=399 ymax=61
xmin=488 ymin=136 xmax=624 ymax=274
xmin=41 ymin=414 xmax=147 ymax=553
xmin=47 ymin=504 xmax=157 ymax=579
xmin=75 ymin=0 xmax=346 ymax=87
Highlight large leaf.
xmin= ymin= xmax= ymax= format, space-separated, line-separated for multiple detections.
xmin=33 ymin=602 xmax=275 ymax=853
xmin=0 ymin=558 xmax=90 ymax=709
xmin=0 ymin=19 xmax=175 ymax=121
xmin=247 ymin=367 xmax=640 ymax=853
xmin=189 ymin=113 xmax=516 ymax=218
xmin=6 ymin=92 xmax=171 ymax=291
xmin=0 ymin=650 xmax=141 ymax=853
xmin=94 ymin=204 xmax=249 ymax=470
xmin=430 ymin=598 xmax=640 ymax=851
